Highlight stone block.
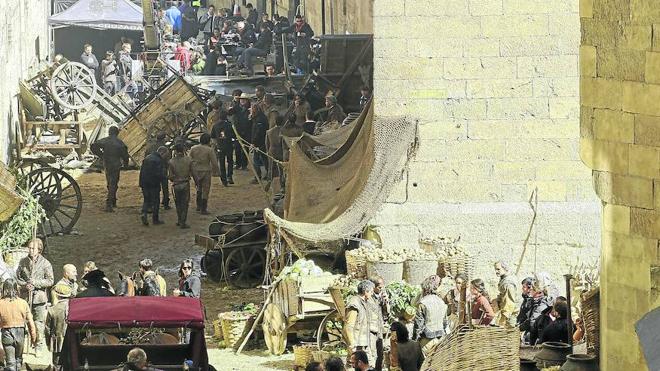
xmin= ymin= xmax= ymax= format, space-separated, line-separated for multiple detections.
xmin=632 ymin=207 xmax=660 ymax=239
xmin=635 ymin=114 xmax=660 ymax=147
xmin=593 ymin=0 xmax=631 ymax=21
xmin=418 ymin=120 xmax=468 ymax=141
xmin=444 ymin=138 xmax=507 ymax=161
xmin=603 ymin=205 xmax=631 ymax=234
xmin=580 ymin=45 xmax=597 ymax=78
xmin=481 ymin=14 xmax=548 ymax=38
xmin=580 ymin=106 xmax=595 ymax=139
xmin=621 ymin=25 xmax=653 ymax=51
xmin=443 ymin=98 xmax=488 ymax=120
xmin=655 ymin=24 xmax=660 ymax=51
xmin=549 ymin=14 xmax=581 ymax=37
xmin=468 ymin=0 xmax=503 ymax=15
xmin=421 ymin=17 xmax=483 ymax=38
xmin=597 ymin=48 xmax=646 ymax=81
xmin=629 ymin=145 xmax=659 ymax=179
xmin=404 ymin=0 xmax=469 ymax=16
xmin=645 ymin=51 xmax=660 ymax=84
xmin=594 ymin=171 xmax=654 ymax=209
xmin=493 ymin=162 xmax=536 ymax=181
xmin=373 ymin=17 xmax=410 ymax=39
xmin=374 ymin=0 xmax=405 ymax=16
xmin=631 ymin=0 xmax=660 ymax=24
xmin=466 ymin=79 xmax=533 ymax=98
xmin=408 ymin=38 xmax=464 ymax=58
xmin=503 ymin=0 xmax=576 ymax=14
xmin=580 ymin=138 xmax=629 ymax=174
xmin=444 ymin=57 xmax=517 ymax=79
xmin=623 ymin=81 xmax=660 ymax=117
xmin=580 ymin=0 xmax=593 ymax=18
xmin=656 ymin=180 xmax=660 ymax=210
xmin=374 ymin=38 xmax=409 ymax=57
xmin=581 ymin=18 xmax=623 ymax=49
xmin=468 ymin=120 xmax=516 ymax=139
xmin=533 ymin=78 xmax=579 ymax=98
xmin=592 ymin=109 xmax=635 ymax=143
xmin=501 ymin=36 xmax=577 ymax=57
xmin=507 ymin=138 xmax=578 ymax=161
xmin=374 ymin=56 xmax=442 ymax=80
xmin=580 ymin=77 xmax=623 ymax=110
xmin=486 ymin=97 xmax=549 ymax=119
xmin=549 ymin=97 xmax=580 ymax=119
xmin=527 ymin=181 xmax=568 ymax=201
xmin=462 ymin=39 xmax=501 ymax=57
xmin=517 ymin=119 xmax=579 ymax=139
xmin=518 ymin=56 xmax=579 ymax=78
xmin=535 ymin=160 xmax=592 ymax=180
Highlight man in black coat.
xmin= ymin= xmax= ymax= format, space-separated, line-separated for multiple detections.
xmin=230 ymin=93 xmax=252 ymax=170
xmin=90 ymin=126 xmax=129 ymax=212
xmin=198 ymin=5 xmax=218 ymax=43
xmin=238 ymin=23 xmax=273 ymax=75
xmin=285 ymin=15 xmax=314 ymax=73
xmin=179 ymin=0 xmax=199 ymax=41
xmin=246 ymin=3 xmax=258 ymax=27
xmin=77 ymin=270 xmax=114 ymax=298
xmin=210 ymin=110 xmax=235 ymax=186
xmin=139 ymin=147 xmax=168 ymax=226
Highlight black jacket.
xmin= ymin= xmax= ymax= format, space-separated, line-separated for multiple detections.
xmin=239 ymin=27 xmax=257 ymax=46
xmin=520 ymin=295 xmax=553 ymax=333
xmin=285 ymin=22 xmax=314 ymax=47
xmin=254 ymin=30 xmax=272 ymax=51
xmin=90 ymin=135 xmax=129 ymax=170
xmin=247 ymin=9 xmax=258 ymax=26
xmin=232 ymin=104 xmax=252 ymax=139
xmin=539 ymin=318 xmax=570 ymax=344
xmin=202 ymin=50 xmax=219 ymax=75
xmin=77 ymin=285 xmax=115 ymax=298
xmin=211 ymin=120 xmax=234 ymax=151
xmin=517 ymin=294 xmax=533 ymax=326
xmin=139 ymin=152 xmax=164 ymax=188
xmin=251 ymin=113 xmax=268 ymax=150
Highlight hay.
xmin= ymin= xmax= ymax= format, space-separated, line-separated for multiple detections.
xmin=580 ymin=287 xmax=600 ymax=358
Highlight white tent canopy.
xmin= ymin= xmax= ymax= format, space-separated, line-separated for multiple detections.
xmin=49 ymin=0 xmax=144 ymax=31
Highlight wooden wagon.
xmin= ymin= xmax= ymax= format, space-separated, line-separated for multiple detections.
xmin=117 ymin=75 xmax=214 ymax=165
xmin=261 ymin=274 xmax=348 ymax=355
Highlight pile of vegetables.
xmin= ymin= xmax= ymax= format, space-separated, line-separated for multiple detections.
xmin=348 ymin=246 xmax=445 ymax=264
xmin=0 ymin=187 xmax=46 ymax=251
xmin=386 ymin=281 xmax=421 ymax=319
xmin=278 ymin=258 xmax=332 ymax=280
xmin=227 ymin=302 xmax=259 ymax=317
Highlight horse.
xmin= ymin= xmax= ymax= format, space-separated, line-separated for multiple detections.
xmin=138 ymin=332 xmax=179 ymax=345
xmin=82 ymin=332 xmax=121 ymax=345
xmin=117 ymin=271 xmax=161 ymax=297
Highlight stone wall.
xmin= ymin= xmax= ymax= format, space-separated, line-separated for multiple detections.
xmin=0 ymin=0 xmax=50 ymax=164
xmin=580 ymin=0 xmax=660 ymax=369
xmin=371 ymin=0 xmax=601 ymax=290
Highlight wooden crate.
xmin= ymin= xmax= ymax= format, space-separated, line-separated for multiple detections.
xmin=273 ymin=275 xmax=338 ymax=318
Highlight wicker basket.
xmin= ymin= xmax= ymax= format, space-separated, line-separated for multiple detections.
xmin=346 ymin=250 xmax=367 ymax=279
xmin=367 ymin=260 xmax=403 ymax=284
xmin=219 ymin=312 xmax=254 ymax=349
xmin=403 ymin=259 xmax=438 ymax=285
xmin=423 ymin=325 xmax=520 ymax=371
xmin=438 ymin=253 xmax=475 ymax=280
xmin=580 ymin=287 xmax=600 ymax=358
xmin=0 ymin=163 xmax=22 ymax=222
xmin=2 ymin=249 xmax=27 ymax=269
xmin=293 ymin=344 xmax=316 ymax=367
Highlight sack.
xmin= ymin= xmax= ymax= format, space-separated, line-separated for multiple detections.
xmin=174 ymin=181 xmax=189 ymax=192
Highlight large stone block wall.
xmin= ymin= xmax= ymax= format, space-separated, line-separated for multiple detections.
xmin=0 ymin=0 xmax=50 ymax=164
xmin=371 ymin=0 xmax=601 ymax=290
xmin=580 ymin=0 xmax=660 ymax=369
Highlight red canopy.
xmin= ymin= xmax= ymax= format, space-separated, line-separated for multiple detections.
xmin=67 ymin=297 xmax=206 ymax=329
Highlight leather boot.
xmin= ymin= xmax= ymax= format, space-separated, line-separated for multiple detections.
xmin=141 ymin=213 xmax=149 ymax=226
xmin=201 ymin=199 xmax=209 ymax=215
xmin=196 ymin=193 xmax=201 ymax=212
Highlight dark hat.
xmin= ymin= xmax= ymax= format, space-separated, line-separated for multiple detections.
xmin=83 ymin=269 xmax=106 ymax=283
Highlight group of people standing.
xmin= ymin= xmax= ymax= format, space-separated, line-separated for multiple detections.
xmin=0 ymin=237 xmax=200 ymax=369
xmin=79 ymin=42 xmax=135 ymax=96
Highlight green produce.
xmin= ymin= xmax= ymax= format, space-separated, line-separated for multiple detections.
xmin=0 ymin=187 xmax=46 ymax=251
xmin=385 ymin=281 xmax=421 ymax=319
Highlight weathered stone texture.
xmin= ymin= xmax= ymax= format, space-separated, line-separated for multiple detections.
xmin=373 ymin=0 xmax=600 ymax=293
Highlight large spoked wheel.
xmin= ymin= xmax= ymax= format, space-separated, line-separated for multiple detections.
xmin=146 ymin=110 xmax=205 ymax=147
xmin=26 ymin=167 xmax=82 ymax=236
xmin=316 ymin=309 xmax=347 ymax=351
xmin=49 ymin=62 xmax=98 ymax=110
xmin=224 ymin=246 xmax=265 ymax=288
xmin=262 ymin=303 xmax=287 ymax=355
xmin=201 ymin=249 xmax=223 ymax=282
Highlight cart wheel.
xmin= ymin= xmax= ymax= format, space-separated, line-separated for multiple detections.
xmin=224 ymin=246 xmax=265 ymax=289
xmin=201 ymin=250 xmax=223 ymax=282
xmin=262 ymin=303 xmax=287 ymax=355
xmin=27 ymin=167 xmax=83 ymax=236
xmin=317 ymin=309 xmax=347 ymax=350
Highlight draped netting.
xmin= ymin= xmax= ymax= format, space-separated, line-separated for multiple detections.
xmin=264 ymin=100 xmax=418 ymax=255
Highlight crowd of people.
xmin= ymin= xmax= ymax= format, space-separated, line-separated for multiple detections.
xmin=0 ymin=237 xmax=200 ymax=369
xmin=301 ymin=261 xmax=576 ymax=371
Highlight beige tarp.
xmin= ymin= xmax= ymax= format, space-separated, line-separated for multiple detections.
xmin=264 ymin=101 xmax=418 ymax=253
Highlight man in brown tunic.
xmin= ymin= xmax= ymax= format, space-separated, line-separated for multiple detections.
xmin=0 ymin=279 xmax=37 ymax=370
xmin=189 ymin=133 xmax=216 ymax=215
xmin=46 ymin=283 xmax=71 ymax=366
xmin=15 ymin=238 xmax=53 ymax=354
xmin=169 ymin=143 xmax=193 ymax=229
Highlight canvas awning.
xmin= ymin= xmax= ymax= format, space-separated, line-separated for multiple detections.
xmin=49 ymin=0 xmax=144 ymax=31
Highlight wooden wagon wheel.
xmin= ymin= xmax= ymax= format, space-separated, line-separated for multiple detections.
xmin=49 ymin=62 xmax=98 ymax=110
xmin=316 ymin=309 xmax=347 ymax=350
xmin=26 ymin=167 xmax=82 ymax=236
xmin=146 ymin=110 xmax=205 ymax=148
xmin=224 ymin=246 xmax=265 ymax=289
xmin=262 ymin=303 xmax=287 ymax=355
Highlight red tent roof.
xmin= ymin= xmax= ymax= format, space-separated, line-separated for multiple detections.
xmin=67 ymin=297 xmax=205 ymax=329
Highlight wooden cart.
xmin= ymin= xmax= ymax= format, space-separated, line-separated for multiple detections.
xmin=261 ymin=274 xmax=346 ymax=355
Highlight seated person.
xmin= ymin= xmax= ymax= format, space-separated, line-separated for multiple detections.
xmin=529 ymin=296 xmax=568 ymax=345
xmin=238 ymin=23 xmax=273 ymax=75
xmin=538 ymin=299 xmax=571 ymax=344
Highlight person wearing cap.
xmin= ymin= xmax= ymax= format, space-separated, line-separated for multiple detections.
xmin=139 ymin=146 xmax=169 ymax=226
xmin=145 ymin=133 xmax=171 ymax=210
xmin=138 ymin=259 xmax=166 ymax=297
xmin=51 ymin=264 xmax=77 ymax=306
xmin=46 ymin=283 xmax=71 ymax=365
xmin=233 ymin=93 xmax=253 ymax=170
xmin=112 ymin=347 xmax=163 ymax=371
xmin=324 ymin=95 xmax=346 ymax=124
xmin=15 ymin=238 xmax=53 ymax=354
xmin=91 ymin=126 xmax=130 ymax=212
xmin=173 ymin=259 xmax=201 ymax=298
xmin=189 ymin=133 xmax=216 ymax=215
xmin=168 ymin=143 xmax=194 ymax=229
xmin=210 ymin=108 xmax=235 ymax=186
xmin=0 ymin=278 xmax=37 ymax=370
xmin=493 ymin=261 xmax=519 ymax=328
xmin=284 ymin=15 xmax=314 ymax=73
xmin=76 ymin=270 xmax=114 ymax=298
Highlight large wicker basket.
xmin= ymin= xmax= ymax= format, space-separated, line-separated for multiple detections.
xmin=422 ymin=325 xmax=520 ymax=371
xmin=293 ymin=344 xmax=316 ymax=367
xmin=346 ymin=250 xmax=367 ymax=279
xmin=404 ymin=259 xmax=438 ymax=285
xmin=367 ymin=260 xmax=403 ymax=284
xmin=219 ymin=312 xmax=254 ymax=349
xmin=0 ymin=163 xmax=22 ymax=222
xmin=438 ymin=254 xmax=475 ymax=280
xmin=580 ymin=287 xmax=600 ymax=358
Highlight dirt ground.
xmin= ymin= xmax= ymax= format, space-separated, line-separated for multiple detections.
xmin=45 ymin=168 xmax=295 ymax=370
